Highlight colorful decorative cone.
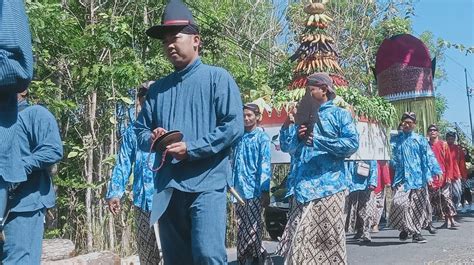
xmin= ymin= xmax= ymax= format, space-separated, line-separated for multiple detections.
xmin=375 ymin=34 xmax=437 ymax=133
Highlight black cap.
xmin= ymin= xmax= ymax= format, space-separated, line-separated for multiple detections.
xmin=146 ymin=0 xmax=199 ymax=39
xmin=243 ymin=103 xmax=261 ymax=115
xmin=446 ymin=131 xmax=457 ymax=138
xmin=427 ymin=124 xmax=438 ymax=132
xmin=401 ymin=111 xmax=416 ymax=122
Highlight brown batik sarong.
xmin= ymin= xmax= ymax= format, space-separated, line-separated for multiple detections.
xmin=431 ymin=183 xmax=457 ymax=218
xmin=389 ymin=186 xmax=429 ymax=234
xmin=236 ymin=198 xmax=267 ymax=264
xmin=345 ymin=190 xmax=375 ymax=238
xmin=135 ymin=207 xmax=162 ymax=265
xmin=276 ymin=191 xmax=347 ymax=265
xmin=373 ymin=191 xmax=385 ymax=227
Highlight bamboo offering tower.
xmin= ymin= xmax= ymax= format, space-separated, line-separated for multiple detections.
xmin=289 ymin=0 xmax=348 ymax=90
xmin=261 ymin=0 xmax=348 ymax=125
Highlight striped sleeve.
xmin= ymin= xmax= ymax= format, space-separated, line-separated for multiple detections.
xmin=0 ymin=0 xmax=33 ymax=92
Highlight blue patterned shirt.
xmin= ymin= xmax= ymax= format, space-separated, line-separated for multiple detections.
xmin=279 ymin=125 xmax=302 ymax=197
xmin=106 ymin=123 xmax=155 ymax=211
xmin=287 ymin=100 xmax=359 ymax=202
xmin=232 ymin=128 xmax=271 ymax=199
xmin=347 ymin=160 xmax=378 ymax=192
xmin=391 ymin=131 xmax=441 ymax=190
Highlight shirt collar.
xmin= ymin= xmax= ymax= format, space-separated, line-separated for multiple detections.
xmin=174 ymin=57 xmax=202 ymax=80
xmin=319 ymin=99 xmax=334 ymax=111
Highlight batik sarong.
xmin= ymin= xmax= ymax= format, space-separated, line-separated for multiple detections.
xmin=431 ymin=183 xmax=457 ymax=218
xmin=276 ymin=191 xmax=347 ymax=265
xmin=135 ymin=207 xmax=162 ymax=265
xmin=236 ymin=198 xmax=267 ymax=264
xmin=389 ymin=186 xmax=429 ymax=234
xmin=372 ymin=191 xmax=385 ymax=227
xmin=451 ymin=179 xmax=463 ymax=207
xmin=345 ymin=190 xmax=375 ymax=238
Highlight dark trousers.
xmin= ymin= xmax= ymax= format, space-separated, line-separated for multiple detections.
xmin=461 ymin=187 xmax=472 ymax=205
xmin=159 ymin=188 xmax=227 ymax=265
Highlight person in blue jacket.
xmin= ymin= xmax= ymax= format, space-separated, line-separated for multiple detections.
xmin=0 ymin=0 xmax=35 ymax=236
xmin=232 ymin=103 xmax=271 ymax=265
xmin=345 ymin=160 xmax=378 ymax=243
xmin=106 ymin=82 xmax=161 ymax=264
xmin=389 ymin=112 xmax=442 ymax=244
xmin=135 ymin=1 xmax=244 ymax=264
xmin=0 ymin=90 xmax=63 ymax=264
xmin=276 ymin=73 xmax=359 ymax=264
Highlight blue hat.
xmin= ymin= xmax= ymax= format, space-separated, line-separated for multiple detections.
xmin=146 ymin=0 xmax=199 ymax=39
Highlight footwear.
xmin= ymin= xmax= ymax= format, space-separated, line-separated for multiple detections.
xmin=372 ymin=225 xmax=379 ymax=233
xmin=439 ymin=222 xmax=449 ymax=229
xmin=412 ymin=233 xmax=427 ymax=243
xmin=360 ymin=236 xmax=372 ymax=243
xmin=353 ymin=232 xmax=363 ymax=239
xmin=424 ymin=224 xmax=437 ymax=234
xmin=399 ymin=231 xmax=408 ymax=241
xmin=451 ymin=222 xmax=460 ymax=228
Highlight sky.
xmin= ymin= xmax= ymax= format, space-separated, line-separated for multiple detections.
xmin=411 ymin=0 xmax=474 ymax=140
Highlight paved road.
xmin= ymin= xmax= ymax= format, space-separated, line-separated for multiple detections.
xmin=227 ymin=211 xmax=474 ymax=264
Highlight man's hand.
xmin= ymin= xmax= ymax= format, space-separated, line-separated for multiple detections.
xmin=151 ymin=127 xmax=167 ymax=141
xmin=298 ymin=125 xmax=308 ymax=140
xmin=167 ymin=142 xmax=189 ymax=160
xmin=298 ymin=125 xmax=313 ymax=146
xmin=107 ymin=198 xmax=121 ymax=215
xmin=260 ymin=192 xmax=270 ymax=208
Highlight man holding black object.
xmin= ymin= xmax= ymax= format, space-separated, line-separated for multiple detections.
xmin=135 ymin=0 xmax=244 ymax=264
xmin=276 ymin=73 xmax=359 ymax=264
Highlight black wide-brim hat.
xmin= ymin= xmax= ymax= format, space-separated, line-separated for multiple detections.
xmin=146 ymin=0 xmax=199 ymax=39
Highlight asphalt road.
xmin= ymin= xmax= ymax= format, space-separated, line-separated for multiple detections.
xmin=227 ymin=211 xmax=474 ymax=265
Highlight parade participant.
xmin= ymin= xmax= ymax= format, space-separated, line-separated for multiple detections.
xmin=460 ymin=147 xmax=472 ymax=212
xmin=345 ymin=160 xmax=378 ymax=243
xmin=446 ymin=132 xmax=467 ymax=211
xmin=276 ymin=72 xmax=359 ymax=264
xmin=106 ymin=82 xmax=161 ymax=264
xmin=0 ymin=90 xmax=63 ymax=264
xmin=232 ymin=103 xmax=272 ymax=264
xmin=0 ymin=0 xmax=35 ymax=239
xmin=389 ymin=112 xmax=441 ymax=243
xmin=372 ymin=161 xmax=392 ymax=232
xmin=426 ymin=124 xmax=457 ymax=229
xmin=135 ymin=0 xmax=244 ymax=263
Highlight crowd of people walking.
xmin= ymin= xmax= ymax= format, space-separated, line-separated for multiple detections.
xmin=1 ymin=0 xmax=472 ymax=264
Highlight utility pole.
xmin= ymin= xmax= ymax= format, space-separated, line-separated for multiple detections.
xmin=465 ymin=68 xmax=474 ymax=144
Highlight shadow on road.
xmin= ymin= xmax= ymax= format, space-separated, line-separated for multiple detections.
xmin=346 ymin=241 xmax=410 ymax=247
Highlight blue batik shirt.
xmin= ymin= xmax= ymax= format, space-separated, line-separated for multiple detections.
xmin=287 ymin=100 xmax=359 ymax=203
xmin=232 ymin=127 xmax=271 ymax=199
xmin=106 ymin=123 xmax=155 ymax=211
xmin=391 ymin=131 xmax=441 ymax=190
xmin=279 ymin=124 xmax=302 ymax=197
xmin=347 ymin=160 xmax=378 ymax=192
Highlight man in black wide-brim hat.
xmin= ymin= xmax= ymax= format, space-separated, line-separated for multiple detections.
xmin=135 ymin=0 xmax=244 ymax=264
